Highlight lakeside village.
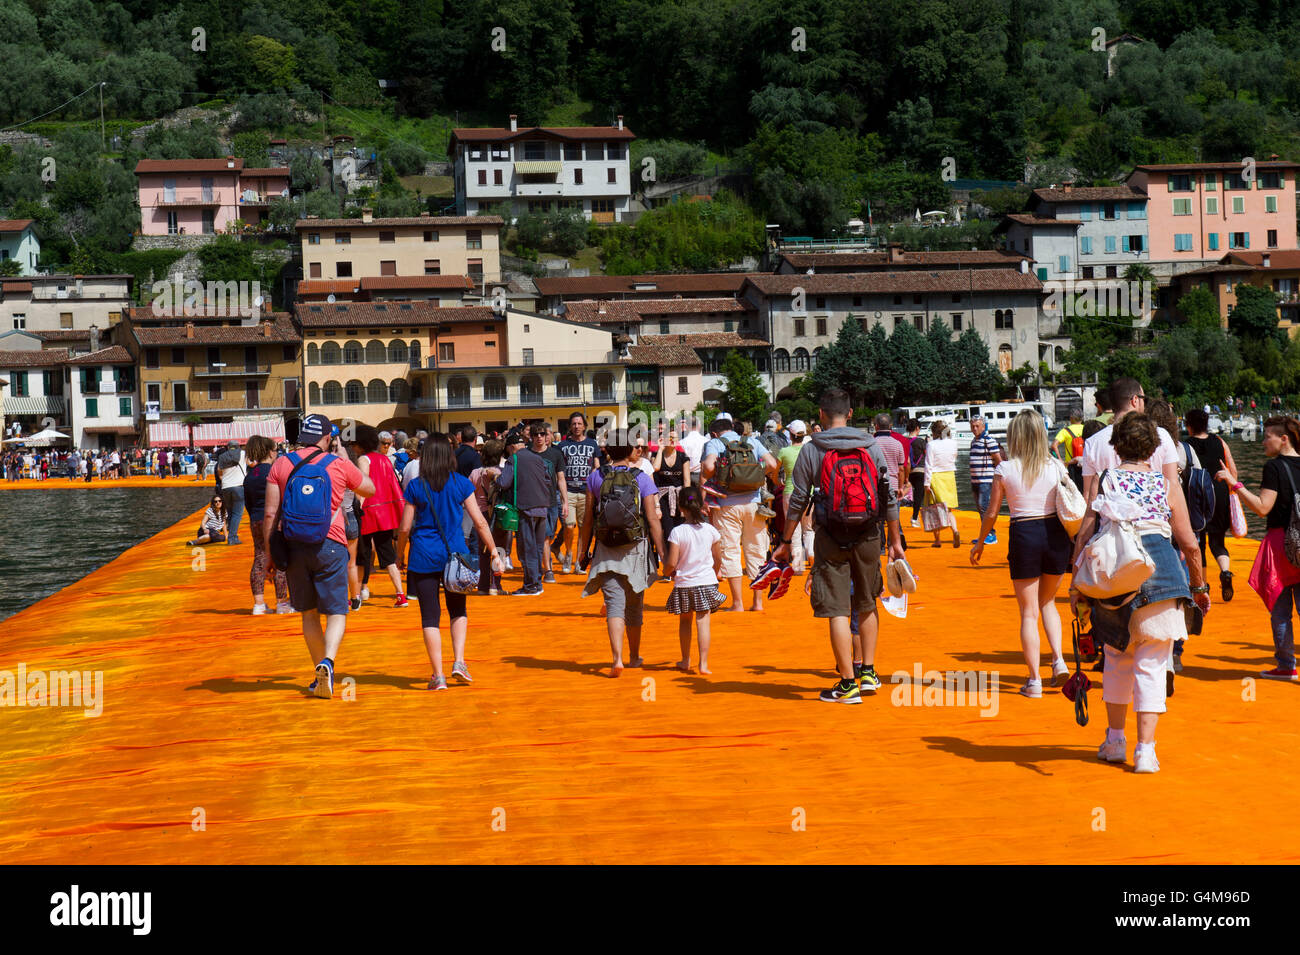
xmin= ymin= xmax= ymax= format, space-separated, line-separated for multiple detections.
xmin=4 ymin=118 xmax=1300 ymax=464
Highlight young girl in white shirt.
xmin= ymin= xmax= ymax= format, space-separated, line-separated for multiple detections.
xmin=664 ymin=486 xmax=724 ymax=674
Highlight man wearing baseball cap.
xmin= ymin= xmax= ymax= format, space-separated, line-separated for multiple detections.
xmin=263 ymin=413 xmax=375 ymax=698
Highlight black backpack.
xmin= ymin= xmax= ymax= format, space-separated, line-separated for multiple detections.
xmin=595 ymin=466 xmax=646 ymax=546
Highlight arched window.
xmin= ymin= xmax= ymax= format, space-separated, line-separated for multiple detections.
xmin=754 ymin=351 xmax=768 ymax=373
xmin=309 ymin=381 xmax=321 ymax=404
xmin=997 ymin=343 xmax=1014 ymax=374
xmin=345 ymin=379 xmax=364 ymax=403
xmin=556 ymin=373 xmax=579 ymax=399
xmin=483 ymin=374 xmax=506 ymax=401
xmin=389 ymin=378 xmax=410 ymax=403
xmin=792 ymin=347 xmax=810 ymax=372
xmin=520 ymin=374 xmax=543 ymax=404
xmin=366 ymin=378 xmax=388 ymax=403
xmin=812 ymin=346 xmax=824 ymax=369
xmin=409 ymin=340 xmax=421 ymax=368
xmin=447 ymin=376 xmax=470 ymax=408
xmin=773 ymin=348 xmax=791 ymax=372
xmin=323 ymin=380 xmax=343 ymax=404
xmin=387 ymin=339 xmax=408 ymax=364
xmin=592 ymin=372 xmax=614 ymax=401
xmin=306 ymin=343 xmax=319 ymax=365
xmin=701 ymin=351 xmax=720 ymax=374
xmin=365 ymin=340 xmax=386 ymax=363
xmin=320 ymin=342 xmax=341 ymax=365
xmin=343 ymin=341 xmax=362 ymax=364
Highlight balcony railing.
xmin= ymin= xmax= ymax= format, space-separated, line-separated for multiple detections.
xmin=193 ymin=364 xmax=272 ymax=377
xmin=406 ymin=390 xmax=620 ymax=412
xmin=154 ymin=192 xmax=221 ymax=207
xmin=516 ymin=182 xmax=564 ymax=197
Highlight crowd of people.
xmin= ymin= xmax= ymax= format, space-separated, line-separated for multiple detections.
xmin=0 ymin=445 xmax=230 ymax=482
xmin=163 ymin=380 xmax=1295 ymax=780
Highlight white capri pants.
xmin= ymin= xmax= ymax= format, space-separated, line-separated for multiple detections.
xmin=711 ymin=502 xmax=769 ymax=580
xmin=1101 ymin=636 xmax=1174 ymax=714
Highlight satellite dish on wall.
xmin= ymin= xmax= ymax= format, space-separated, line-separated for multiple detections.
xmin=253 ymin=295 xmax=265 ymax=308
xmin=327 ymin=294 xmax=336 ymax=303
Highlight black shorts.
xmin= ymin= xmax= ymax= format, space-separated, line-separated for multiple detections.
xmin=360 ymin=529 xmax=397 ymax=567
xmin=1008 ymin=515 xmax=1071 ymax=580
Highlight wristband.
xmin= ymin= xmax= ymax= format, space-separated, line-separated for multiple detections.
xmin=1191 ymin=584 xmax=1210 ymax=594
xmin=1232 ymin=482 xmax=1244 ymax=492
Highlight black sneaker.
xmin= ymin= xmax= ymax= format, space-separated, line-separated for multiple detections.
xmin=858 ymin=665 xmax=881 ymax=693
xmin=1220 ymin=571 xmax=1234 ymax=602
xmin=543 ymin=571 xmax=556 ymax=583
xmin=819 ymin=679 xmax=862 ymax=704
xmin=511 ymin=586 xmax=544 ymax=597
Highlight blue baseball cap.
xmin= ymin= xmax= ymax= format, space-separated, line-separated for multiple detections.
xmin=299 ymin=414 xmax=332 ymax=442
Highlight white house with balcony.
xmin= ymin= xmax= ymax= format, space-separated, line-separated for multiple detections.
xmin=449 ymin=116 xmax=635 ymax=223
xmin=66 ymin=346 xmax=138 ymax=449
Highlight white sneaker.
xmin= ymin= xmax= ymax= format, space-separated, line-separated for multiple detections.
xmin=359 ymin=586 xmax=370 ymax=601
xmin=1050 ymin=658 xmax=1070 ymax=687
xmin=910 ymin=518 xmax=920 ymax=528
xmin=275 ymin=603 xmax=296 ymax=615
xmin=1019 ymin=679 xmax=1042 ymax=698
xmin=1134 ymin=747 xmax=1160 ymax=774
xmin=252 ymin=602 xmax=268 ymax=616
xmin=1097 ymin=735 xmax=1127 ymax=763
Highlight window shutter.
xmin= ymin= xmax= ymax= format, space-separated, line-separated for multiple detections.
xmin=1244 ymin=233 xmax=1250 ymax=249
xmin=1121 ymin=235 xmax=1130 ymax=253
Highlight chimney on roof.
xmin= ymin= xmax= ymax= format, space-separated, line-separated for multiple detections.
xmin=1020 ymin=259 xmax=1029 ymax=274
xmin=226 ymin=156 xmax=236 ymax=169
xmin=888 ymin=242 xmax=904 ymax=264
xmin=1264 ymin=253 xmax=1272 ymax=268
xmin=88 ymin=324 xmax=100 ymax=352
xmin=598 ymin=302 xmax=606 ymax=314
xmin=509 ymin=114 xmax=518 ymax=132
xmin=1062 ymin=181 xmax=1073 ymax=192
xmin=419 ymin=211 xmax=430 ymax=217
xmin=617 ymin=115 xmax=624 ymax=130
xmin=185 ymin=322 xmax=195 ymax=339
xmin=262 ymin=320 xmax=272 ymax=337
xmin=362 ymin=207 xmax=373 ymax=223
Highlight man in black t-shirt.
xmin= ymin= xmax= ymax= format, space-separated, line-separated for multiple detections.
xmin=539 ymin=424 xmax=568 ymax=582
xmin=455 ymin=425 xmax=482 ymax=477
xmin=557 ymin=412 xmax=603 ymax=574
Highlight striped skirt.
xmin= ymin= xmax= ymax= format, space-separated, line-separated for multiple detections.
xmin=666 ymin=584 xmax=727 ymax=614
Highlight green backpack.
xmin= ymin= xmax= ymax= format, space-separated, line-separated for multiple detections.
xmin=718 ymin=439 xmax=766 ymax=493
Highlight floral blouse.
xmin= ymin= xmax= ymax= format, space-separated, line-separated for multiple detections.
xmin=1097 ymin=468 xmax=1171 ymax=528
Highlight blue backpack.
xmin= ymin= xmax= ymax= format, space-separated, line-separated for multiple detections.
xmin=280 ymin=448 xmax=339 ymax=544
xmin=1181 ymin=442 xmax=1215 ymax=535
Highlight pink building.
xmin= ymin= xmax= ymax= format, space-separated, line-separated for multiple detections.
xmin=1126 ymin=161 xmax=1299 ymax=279
xmin=134 ymin=158 xmax=290 ymax=236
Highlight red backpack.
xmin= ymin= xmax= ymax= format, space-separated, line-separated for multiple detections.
xmin=815 ymin=446 xmax=883 ymax=543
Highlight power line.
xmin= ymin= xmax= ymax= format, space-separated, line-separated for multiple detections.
xmin=0 ymin=83 xmax=102 ymax=132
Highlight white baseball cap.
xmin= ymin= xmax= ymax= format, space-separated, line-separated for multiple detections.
xmin=788 ymin=419 xmax=807 ymax=435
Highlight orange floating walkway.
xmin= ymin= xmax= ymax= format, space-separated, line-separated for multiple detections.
xmin=0 ymin=508 xmax=1296 ymax=864
xmin=0 ymin=476 xmax=214 ymax=491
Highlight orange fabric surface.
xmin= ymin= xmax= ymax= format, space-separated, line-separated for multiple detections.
xmin=1 ymin=508 xmax=1296 ymax=864
xmin=0 ymin=477 xmax=216 ymax=491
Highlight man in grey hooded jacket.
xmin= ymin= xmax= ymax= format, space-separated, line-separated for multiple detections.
xmin=773 ymin=387 xmax=904 ymax=704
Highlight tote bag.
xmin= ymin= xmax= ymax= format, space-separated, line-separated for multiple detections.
xmin=420 ymin=480 xmax=481 ymax=594
xmin=920 ymin=487 xmax=950 ymax=532
xmin=1053 ymin=458 xmax=1086 ymax=538
xmin=1228 ymin=492 xmax=1248 ymax=538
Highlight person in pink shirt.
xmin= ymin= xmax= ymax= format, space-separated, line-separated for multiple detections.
xmin=264 ymin=414 xmax=375 ymax=699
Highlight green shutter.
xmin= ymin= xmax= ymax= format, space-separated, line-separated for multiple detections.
xmin=119 ymin=397 xmax=132 ymax=417
xmin=85 ymin=397 xmax=98 ymax=418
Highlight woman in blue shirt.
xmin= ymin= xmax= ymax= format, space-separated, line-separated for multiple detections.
xmin=396 ymin=433 xmax=503 ymax=690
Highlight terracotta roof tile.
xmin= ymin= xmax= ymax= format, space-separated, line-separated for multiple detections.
xmin=742 ymin=269 xmax=1042 ymax=295
xmin=65 ymin=346 xmax=133 ymax=365
xmin=1224 ymin=250 xmax=1300 ymax=270
xmin=134 ymin=158 xmax=243 ymax=174
xmin=294 ymin=216 xmax=504 ymax=229
xmin=295 ymin=302 xmax=495 ymax=328
xmin=0 ymin=219 xmax=34 ymax=233
xmin=779 ymin=250 xmax=1031 ymax=269
xmin=1032 ymin=186 xmax=1145 ymax=204
xmin=636 ymin=331 xmax=768 ymax=349
xmin=0 ymin=348 xmax=69 ymax=367
xmin=132 ymin=317 xmax=301 ymax=345
xmin=626 ymin=342 xmax=704 ymax=367
xmin=535 ymin=273 xmax=754 ymax=297
xmin=359 ymin=275 xmax=476 ymax=291
xmin=451 ymin=125 xmax=635 ymax=143
xmin=1001 ymin=213 xmax=1082 ymax=227
xmin=562 ymin=297 xmax=748 ymax=325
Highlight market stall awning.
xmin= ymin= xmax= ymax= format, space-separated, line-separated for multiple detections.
xmin=3 ymin=396 xmax=65 ymax=415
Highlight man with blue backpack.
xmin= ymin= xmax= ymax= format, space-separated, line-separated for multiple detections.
xmin=263 ymin=413 xmax=375 ymax=699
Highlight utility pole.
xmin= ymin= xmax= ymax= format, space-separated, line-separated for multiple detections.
xmin=99 ymin=82 xmax=106 ymax=152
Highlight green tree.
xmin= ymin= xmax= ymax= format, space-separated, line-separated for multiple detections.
xmin=1230 ymin=283 xmax=1281 ymax=341
xmin=1176 ymin=286 xmax=1221 ymax=331
xmin=951 ymin=327 xmax=1004 ymax=398
xmin=232 ymin=131 xmax=270 ymax=169
xmin=886 ymin=320 xmax=934 ymax=404
xmin=809 ymin=316 xmax=875 ymax=409
xmin=720 ymin=350 xmax=768 ymax=427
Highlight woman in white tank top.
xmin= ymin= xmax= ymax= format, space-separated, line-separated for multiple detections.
xmin=970 ymin=410 xmax=1071 ymax=696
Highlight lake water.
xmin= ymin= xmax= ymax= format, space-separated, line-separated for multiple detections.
xmin=0 ymin=486 xmax=211 ymax=621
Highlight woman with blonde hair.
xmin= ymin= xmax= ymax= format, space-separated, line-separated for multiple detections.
xmin=971 ymin=410 xmax=1071 ymax=695
xmin=922 ymin=419 xmax=961 ymax=547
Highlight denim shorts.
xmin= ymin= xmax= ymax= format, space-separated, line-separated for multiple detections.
xmin=1007 ymin=515 xmax=1071 ymax=579
xmin=285 ymin=539 xmax=350 ymax=616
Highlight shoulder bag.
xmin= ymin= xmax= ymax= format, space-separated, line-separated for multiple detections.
xmin=494 ymin=455 xmax=520 ymax=531
xmin=920 ymin=486 xmax=950 ymax=532
xmin=1053 ymin=457 xmax=1086 ymax=538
